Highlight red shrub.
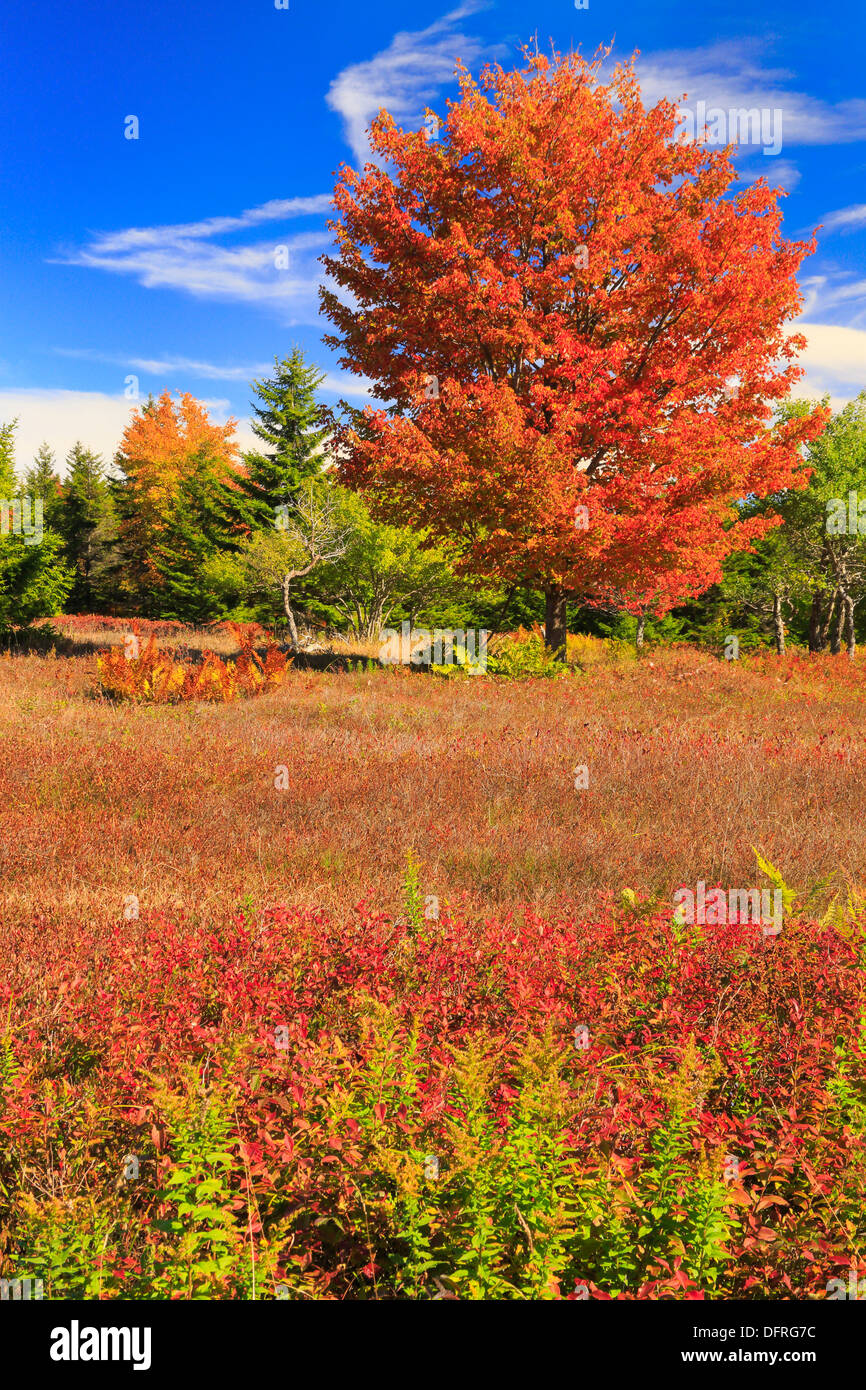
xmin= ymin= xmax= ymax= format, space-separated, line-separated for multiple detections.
xmin=0 ymin=904 xmax=862 ymax=1299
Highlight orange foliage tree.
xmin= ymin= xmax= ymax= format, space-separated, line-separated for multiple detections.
xmin=321 ymin=47 xmax=827 ymax=651
xmin=114 ymin=391 xmax=248 ymax=615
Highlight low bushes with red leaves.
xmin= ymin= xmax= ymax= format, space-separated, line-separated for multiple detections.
xmin=0 ymin=899 xmax=863 ymax=1300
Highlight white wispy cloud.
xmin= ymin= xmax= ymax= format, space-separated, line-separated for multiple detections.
xmin=633 ymin=39 xmax=866 ymax=148
xmin=800 ymin=272 xmax=866 ymax=326
xmin=54 ymin=348 xmax=376 ymax=398
xmin=325 ymin=0 xmax=490 ymax=166
xmin=81 ymin=196 xmax=334 ymax=253
xmin=736 ymin=157 xmax=801 ymax=190
xmin=818 ymin=203 xmax=866 ymax=234
xmin=55 ymin=349 xmax=271 ymax=382
xmin=55 ymin=202 xmax=333 ymax=319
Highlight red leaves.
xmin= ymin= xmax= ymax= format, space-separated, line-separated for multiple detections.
xmin=2 ymin=901 xmax=862 ymax=1299
xmin=322 ymin=46 xmax=826 ymax=616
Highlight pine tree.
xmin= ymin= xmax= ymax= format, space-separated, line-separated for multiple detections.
xmin=60 ymin=443 xmax=117 ymax=612
xmin=0 ymin=420 xmax=72 ymax=630
xmin=243 ymin=351 xmax=330 ymax=515
xmin=154 ymin=452 xmax=258 ymax=622
xmin=23 ymin=443 xmax=64 ymax=529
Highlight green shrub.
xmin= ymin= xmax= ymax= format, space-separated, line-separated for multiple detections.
xmin=486 ymin=633 xmax=568 ymax=680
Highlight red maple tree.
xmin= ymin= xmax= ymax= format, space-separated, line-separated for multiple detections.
xmin=321 ymin=46 xmax=827 ymax=651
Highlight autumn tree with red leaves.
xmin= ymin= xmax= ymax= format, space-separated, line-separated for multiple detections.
xmin=321 ymin=47 xmax=827 ymax=652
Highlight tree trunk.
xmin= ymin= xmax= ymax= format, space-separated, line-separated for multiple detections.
xmin=772 ymin=594 xmax=786 ymax=655
xmin=819 ymin=589 xmax=838 ymax=652
xmin=544 ymin=584 xmax=567 ymax=658
xmin=808 ymin=589 xmax=824 ymax=652
xmin=830 ymin=591 xmax=844 ymax=655
xmin=843 ymin=592 xmax=856 ymax=658
xmin=635 ymin=612 xmax=646 ymax=651
xmin=281 ymin=576 xmax=300 ymax=652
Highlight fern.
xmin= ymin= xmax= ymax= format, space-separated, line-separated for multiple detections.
xmin=402 ymin=850 xmax=426 ymax=937
xmin=752 ymin=848 xmax=797 ymax=915
xmin=147 ymin=1064 xmax=253 ymax=1299
xmin=829 ymin=1010 xmax=866 ymax=1137
xmin=0 ymin=999 xmax=20 ymax=1096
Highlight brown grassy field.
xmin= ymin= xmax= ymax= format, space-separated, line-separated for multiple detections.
xmin=3 ymin=626 xmax=865 ymax=927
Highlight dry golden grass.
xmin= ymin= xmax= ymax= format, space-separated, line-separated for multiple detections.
xmin=3 ymin=635 xmax=865 ymax=926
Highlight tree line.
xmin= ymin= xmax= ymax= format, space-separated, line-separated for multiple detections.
xmin=2 ymin=347 xmax=866 ymax=654
xmin=0 ymin=352 xmax=489 ymax=646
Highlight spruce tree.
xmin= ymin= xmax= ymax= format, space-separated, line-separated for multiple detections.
xmin=0 ymin=420 xmax=72 ymax=630
xmin=61 ymin=443 xmax=117 ymax=612
xmin=154 ymin=451 xmax=259 ymax=623
xmin=0 ymin=420 xmax=16 ymax=497
xmin=243 ymin=351 xmax=330 ymax=515
xmin=23 ymin=443 xmax=64 ymax=529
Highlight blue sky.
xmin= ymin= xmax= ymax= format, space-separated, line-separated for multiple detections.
xmin=2 ymin=0 xmax=865 ymax=470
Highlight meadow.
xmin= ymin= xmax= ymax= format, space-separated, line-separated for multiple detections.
xmin=5 ymin=623 xmax=866 ymax=922
xmin=1 ymin=625 xmax=864 ymax=1299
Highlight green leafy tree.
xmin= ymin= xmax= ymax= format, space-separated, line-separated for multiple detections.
xmin=717 ymin=505 xmax=809 ymax=654
xmin=226 ymin=481 xmax=353 ymax=648
xmin=316 ymin=491 xmax=467 ymax=640
xmin=799 ymin=393 xmax=866 ymax=655
xmin=210 ymin=483 xmax=472 ymax=646
xmin=736 ymin=394 xmax=866 ymax=655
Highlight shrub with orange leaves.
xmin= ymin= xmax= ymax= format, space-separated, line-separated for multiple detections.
xmin=95 ymin=621 xmax=291 ymax=703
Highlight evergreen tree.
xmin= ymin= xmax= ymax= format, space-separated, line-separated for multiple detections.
xmin=0 ymin=420 xmax=16 ymax=497
xmin=0 ymin=421 xmax=72 ymax=630
xmin=60 ymin=443 xmax=117 ymax=612
xmin=242 ymin=351 xmax=330 ymax=515
xmin=23 ymin=442 xmax=64 ymax=529
xmin=154 ymin=453 xmax=258 ymax=622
